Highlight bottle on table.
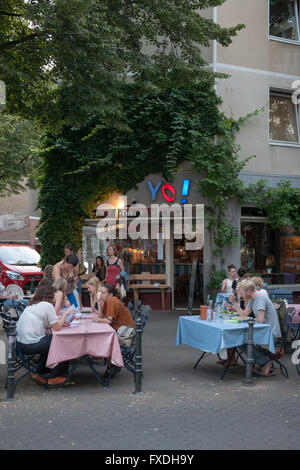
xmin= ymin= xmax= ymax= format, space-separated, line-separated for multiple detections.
xmin=206 ymin=300 xmax=213 ymax=322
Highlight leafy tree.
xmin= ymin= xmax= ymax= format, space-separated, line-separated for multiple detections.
xmin=1 ymin=0 xmax=244 ymax=131
xmin=0 ymin=113 xmax=41 ymax=196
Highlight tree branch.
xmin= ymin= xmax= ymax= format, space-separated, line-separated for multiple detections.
xmin=0 ymin=10 xmax=24 ymax=17
xmin=0 ymin=32 xmax=45 ymax=52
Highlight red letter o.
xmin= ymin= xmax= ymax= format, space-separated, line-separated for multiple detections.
xmin=162 ymin=184 xmax=175 ymax=202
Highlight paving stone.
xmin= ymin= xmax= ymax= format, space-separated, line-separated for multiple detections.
xmin=0 ymin=310 xmax=299 ymax=450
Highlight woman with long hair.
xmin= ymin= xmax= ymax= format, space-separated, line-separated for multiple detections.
xmin=87 ymin=276 xmax=101 ymax=313
xmin=16 ymin=284 xmax=74 ymax=386
xmin=42 ymin=265 xmax=53 ymax=281
xmin=53 ymin=277 xmax=70 ymax=315
xmin=92 ymin=255 xmax=106 ymax=283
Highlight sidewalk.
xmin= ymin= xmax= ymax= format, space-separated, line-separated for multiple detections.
xmin=0 ymin=310 xmax=299 ymax=450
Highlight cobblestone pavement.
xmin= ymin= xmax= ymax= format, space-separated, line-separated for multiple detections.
xmin=0 ymin=311 xmax=299 ymax=450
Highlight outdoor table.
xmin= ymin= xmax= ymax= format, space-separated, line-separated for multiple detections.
xmin=46 ymin=315 xmax=124 ymax=386
xmin=175 ymin=315 xmax=275 ymax=380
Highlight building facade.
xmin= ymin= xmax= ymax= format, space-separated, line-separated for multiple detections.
xmin=83 ymin=1 xmax=300 ymax=309
xmin=0 ymin=1 xmax=299 ymax=309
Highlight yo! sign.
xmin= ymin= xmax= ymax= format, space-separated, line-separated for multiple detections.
xmin=147 ymin=179 xmax=190 ymax=204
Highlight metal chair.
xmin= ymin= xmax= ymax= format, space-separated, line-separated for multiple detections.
xmin=120 ymin=302 xmax=151 ymax=376
xmin=10 ymin=342 xmax=47 ymax=392
xmin=252 ymin=311 xmax=294 ymax=378
xmin=1 ymin=300 xmax=25 ymax=331
xmin=285 ymin=307 xmax=300 ymax=345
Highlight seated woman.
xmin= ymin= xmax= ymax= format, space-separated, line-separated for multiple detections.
xmin=252 ymin=276 xmax=269 ymax=297
xmin=16 ymin=284 xmax=74 ymax=386
xmin=221 ymin=264 xmax=238 ymax=294
xmin=87 ymin=276 xmax=101 ymax=313
xmin=53 ymin=277 xmax=70 ymax=315
xmin=92 ymin=283 xmax=136 ymax=378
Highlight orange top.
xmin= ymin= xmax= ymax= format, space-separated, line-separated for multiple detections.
xmin=103 ymin=297 xmax=135 ymax=331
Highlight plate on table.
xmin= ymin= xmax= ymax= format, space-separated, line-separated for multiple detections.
xmin=6 ymin=284 xmax=24 ymax=300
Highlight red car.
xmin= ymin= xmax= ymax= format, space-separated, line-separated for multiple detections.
xmin=0 ymin=244 xmax=43 ymax=297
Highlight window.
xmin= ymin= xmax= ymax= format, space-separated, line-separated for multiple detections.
xmin=269 ymin=90 xmax=300 ymax=143
xmin=240 ymin=214 xmax=300 ymax=285
xmin=269 ymin=0 xmax=300 ymax=42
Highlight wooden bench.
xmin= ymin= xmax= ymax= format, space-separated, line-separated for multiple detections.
xmin=128 ymin=274 xmax=168 ymax=310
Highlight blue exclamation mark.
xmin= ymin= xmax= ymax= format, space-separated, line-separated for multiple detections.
xmin=180 ymin=179 xmax=190 ymax=204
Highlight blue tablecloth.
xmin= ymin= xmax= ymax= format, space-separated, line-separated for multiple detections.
xmin=175 ymin=316 xmax=275 ymax=354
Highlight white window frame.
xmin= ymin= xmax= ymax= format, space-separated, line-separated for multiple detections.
xmin=269 ymin=0 xmax=300 ymax=45
xmin=269 ymin=87 xmax=300 ymax=147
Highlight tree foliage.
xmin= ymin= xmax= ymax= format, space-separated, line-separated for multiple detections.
xmin=242 ymin=180 xmax=300 ymax=233
xmin=37 ymin=80 xmax=255 ymax=267
xmin=1 ymin=0 xmax=244 ymax=131
xmin=0 ymin=113 xmax=41 ymax=196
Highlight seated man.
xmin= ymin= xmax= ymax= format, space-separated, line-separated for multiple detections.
xmin=92 ymin=283 xmax=136 ymax=379
xmin=229 ymin=279 xmax=281 ymax=377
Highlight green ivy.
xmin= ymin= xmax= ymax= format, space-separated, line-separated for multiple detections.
xmin=36 ymin=80 xmax=258 ymax=268
xmin=240 ymin=180 xmax=300 ymax=232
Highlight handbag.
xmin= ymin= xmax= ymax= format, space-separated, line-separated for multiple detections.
xmin=116 ymin=325 xmax=136 ymax=348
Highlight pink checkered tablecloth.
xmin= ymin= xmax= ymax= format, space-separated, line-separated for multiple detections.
xmin=46 ymin=318 xmax=124 ymax=368
xmin=289 ymin=304 xmax=300 ymax=324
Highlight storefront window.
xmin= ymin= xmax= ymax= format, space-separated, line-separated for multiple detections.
xmin=241 ymin=221 xmax=275 ymax=272
xmin=116 ymin=238 xmax=166 ymax=275
xmin=241 ymin=215 xmax=300 ymax=284
xmin=280 ymin=225 xmax=300 ymax=283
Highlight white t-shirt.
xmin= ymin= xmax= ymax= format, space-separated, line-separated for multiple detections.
xmin=224 ymin=279 xmax=236 ymax=294
xmin=16 ymin=301 xmax=58 ymax=344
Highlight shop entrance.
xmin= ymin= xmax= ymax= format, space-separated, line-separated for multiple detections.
xmin=173 ymin=236 xmax=203 ymax=309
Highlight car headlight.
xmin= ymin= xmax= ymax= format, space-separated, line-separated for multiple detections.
xmin=6 ymin=271 xmax=24 ymax=281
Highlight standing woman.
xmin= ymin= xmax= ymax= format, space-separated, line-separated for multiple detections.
xmin=92 ymin=256 xmax=106 ymax=283
xmin=104 ymin=245 xmax=125 ymax=288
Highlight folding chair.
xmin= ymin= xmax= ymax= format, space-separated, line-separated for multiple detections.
xmin=12 ymin=342 xmax=47 ymax=391
xmin=252 ymin=311 xmax=294 ymax=379
xmin=1 ymin=301 xmax=25 ymax=331
xmin=285 ymin=307 xmax=300 ymax=345
xmin=120 ymin=303 xmax=151 ymax=377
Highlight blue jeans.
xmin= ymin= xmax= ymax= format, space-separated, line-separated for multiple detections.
xmin=17 ymin=335 xmax=69 ymax=378
xmin=4 ymin=299 xmax=28 ymax=309
xmin=239 ymin=343 xmax=269 ymax=367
